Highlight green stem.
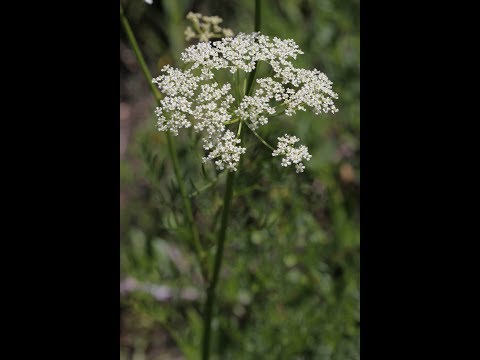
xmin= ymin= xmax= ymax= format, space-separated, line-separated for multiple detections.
xmin=223 ymin=118 xmax=240 ymax=125
xmin=201 ymin=3 xmax=261 ymax=358
xmin=254 ymin=0 xmax=261 ymax=32
xmin=120 ymin=5 xmax=162 ymax=102
xmin=245 ymin=0 xmax=262 ymax=96
xmin=201 ymin=122 xmax=244 ymax=360
xmin=201 ymin=172 xmax=235 ymax=360
xmin=120 ymin=4 xmax=207 ymax=277
xmin=188 ymin=176 xmax=221 ymax=198
xmin=246 ymin=124 xmax=275 ymax=151
xmin=245 ymin=62 xmax=260 ymax=96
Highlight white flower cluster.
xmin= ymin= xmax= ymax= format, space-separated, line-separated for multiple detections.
xmin=153 ymin=31 xmax=337 ymax=173
xmin=181 ymin=32 xmax=304 ymax=74
xmin=185 ymin=12 xmax=234 ymax=42
xmin=272 ymin=134 xmax=312 ymax=173
xmin=202 ymin=130 xmax=246 ymax=172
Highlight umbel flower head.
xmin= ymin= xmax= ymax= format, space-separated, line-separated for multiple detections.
xmin=184 ymin=12 xmax=234 ymax=42
xmin=152 ymin=31 xmax=338 ymax=173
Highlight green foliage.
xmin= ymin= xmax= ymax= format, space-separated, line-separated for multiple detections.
xmin=120 ymin=0 xmax=359 ymax=358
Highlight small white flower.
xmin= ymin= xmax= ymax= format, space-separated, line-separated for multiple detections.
xmin=144 ymin=0 xmax=153 ymax=4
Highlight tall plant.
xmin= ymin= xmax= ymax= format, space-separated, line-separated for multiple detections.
xmin=121 ymin=0 xmax=338 ymax=358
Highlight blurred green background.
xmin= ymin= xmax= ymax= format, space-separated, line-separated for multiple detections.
xmin=120 ymin=0 xmax=359 ymax=358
